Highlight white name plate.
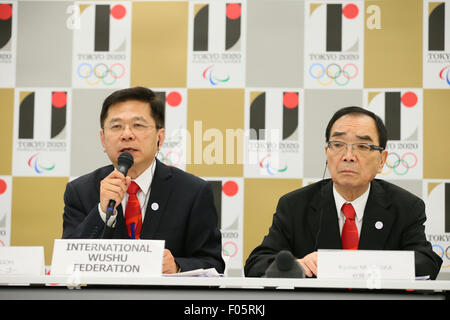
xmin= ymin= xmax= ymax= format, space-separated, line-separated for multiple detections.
xmin=317 ymin=249 xmax=415 ymax=281
xmin=50 ymin=239 xmax=165 ymax=278
xmin=0 ymin=246 xmax=45 ymax=276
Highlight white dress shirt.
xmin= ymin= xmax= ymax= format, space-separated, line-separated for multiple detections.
xmin=99 ymin=160 xmax=156 ymax=227
xmin=333 ymin=183 xmax=371 ymax=237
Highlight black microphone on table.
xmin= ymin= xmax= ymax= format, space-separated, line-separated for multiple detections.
xmin=264 ymin=250 xmax=305 ymax=278
xmin=265 ymin=161 xmax=328 ymax=276
xmin=105 ymin=152 xmax=134 ymax=224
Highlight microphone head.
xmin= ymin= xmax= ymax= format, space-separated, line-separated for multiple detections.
xmin=276 ymin=250 xmax=295 ymax=271
xmin=117 ymin=152 xmax=134 ymax=176
xmin=264 ymin=250 xmax=305 ymax=278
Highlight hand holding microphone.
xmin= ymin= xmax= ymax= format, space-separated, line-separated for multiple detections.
xmin=100 ymin=152 xmax=134 ymax=217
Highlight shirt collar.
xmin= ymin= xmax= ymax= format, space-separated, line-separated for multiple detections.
xmin=333 ymin=183 xmax=371 ymax=222
xmin=132 ymin=159 xmax=156 ymax=195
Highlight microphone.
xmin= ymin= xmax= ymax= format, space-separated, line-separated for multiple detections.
xmin=322 ymin=160 xmax=327 ymax=180
xmin=264 ymin=250 xmax=305 ymax=278
xmin=105 ymin=152 xmax=134 ymax=222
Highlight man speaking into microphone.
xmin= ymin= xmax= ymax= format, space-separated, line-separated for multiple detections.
xmin=62 ymin=87 xmax=224 ymax=274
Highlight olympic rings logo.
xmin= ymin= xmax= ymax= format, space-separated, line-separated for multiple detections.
xmin=381 ymin=152 xmax=418 ymax=176
xmin=309 ymin=62 xmax=358 ymax=86
xmin=432 ymin=244 xmax=450 ymax=268
xmin=77 ymin=62 xmax=126 ymax=86
xmin=157 ymin=151 xmax=182 ymax=167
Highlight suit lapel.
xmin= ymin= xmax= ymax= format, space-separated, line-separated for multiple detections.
xmin=309 ymin=180 xmax=395 ymax=251
xmin=358 ymin=180 xmax=394 ymax=250
xmin=308 ymin=180 xmax=342 ymax=250
xmin=140 ymin=159 xmax=172 ymax=239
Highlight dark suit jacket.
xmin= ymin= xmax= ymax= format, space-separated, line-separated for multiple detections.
xmin=62 ymin=159 xmax=225 ymax=273
xmin=244 ymin=179 xmax=442 ymax=279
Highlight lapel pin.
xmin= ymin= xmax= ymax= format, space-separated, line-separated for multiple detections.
xmin=375 ymin=221 xmax=383 ymax=230
xmin=151 ymin=202 xmax=159 ymax=211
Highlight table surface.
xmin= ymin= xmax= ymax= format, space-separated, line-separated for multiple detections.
xmin=1 ymin=275 xmax=449 ymax=301
xmin=1 ymin=274 xmax=450 ymax=290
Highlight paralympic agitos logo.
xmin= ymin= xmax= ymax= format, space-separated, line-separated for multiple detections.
xmin=27 ymin=153 xmax=55 ymax=174
xmin=247 ymin=90 xmax=301 ymax=176
xmin=15 ymin=90 xmax=68 ymax=175
xmin=439 ymin=65 xmax=450 ymax=85
xmin=190 ymin=2 xmax=243 ymax=87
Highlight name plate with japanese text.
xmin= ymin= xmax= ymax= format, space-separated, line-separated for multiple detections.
xmin=0 ymin=246 xmax=45 ymax=276
xmin=317 ymin=249 xmax=415 ymax=283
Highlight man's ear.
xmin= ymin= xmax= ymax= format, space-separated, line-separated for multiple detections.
xmin=378 ymin=150 xmax=388 ymax=173
xmin=157 ymin=128 xmax=165 ymax=149
xmin=100 ymin=129 xmax=106 ymax=152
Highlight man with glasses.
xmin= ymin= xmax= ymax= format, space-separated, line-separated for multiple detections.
xmin=62 ymin=87 xmax=225 ymax=274
xmin=245 ymin=106 xmax=442 ymax=279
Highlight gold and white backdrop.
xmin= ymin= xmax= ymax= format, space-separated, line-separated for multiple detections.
xmin=0 ymin=0 xmax=449 ymax=278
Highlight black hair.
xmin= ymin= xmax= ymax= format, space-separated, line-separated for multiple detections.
xmin=325 ymin=106 xmax=388 ymax=149
xmin=100 ymin=86 xmax=164 ymax=130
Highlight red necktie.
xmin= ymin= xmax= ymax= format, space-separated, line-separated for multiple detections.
xmin=125 ymin=181 xmax=142 ymax=239
xmin=341 ymin=203 xmax=358 ymax=250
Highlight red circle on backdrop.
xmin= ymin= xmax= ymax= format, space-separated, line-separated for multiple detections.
xmin=0 ymin=4 xmax=12 ymax=20
xmin=343 ymin=4 xmax=359 ymax=19
xmin=226 ymin=4 xmax=241 ymax=20
xmin=111 ymin=5 xmax=126 ymax=20
xmin=0 ymin=179 xmax=7 ymax=195
xmin=222 ymin=181 xmax=238 ymax=197
xmin=52 ymin=92 xmax=67 ymax=108
xmin=166 ymin=91 xmax=182 ymax=107
xmin=283 ymin=92 xmax=299 ymax=109
xmin=401 ymin=91 xmax=418 ymax=107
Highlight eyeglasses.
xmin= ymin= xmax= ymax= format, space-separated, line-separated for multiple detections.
xmin=104 ymin=121 xmax=159 ymax=135
xmin=326 ymin=140 xmax=384 ymax=155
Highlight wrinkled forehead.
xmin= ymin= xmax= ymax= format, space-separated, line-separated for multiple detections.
xmin=330 ymin=114 xmax=379 ymax=144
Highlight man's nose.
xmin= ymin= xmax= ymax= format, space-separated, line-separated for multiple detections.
xmin=342 ymin=145 xmax=357 ymax=161
xmin=120 ymin=125 xmax=135 ymax=140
